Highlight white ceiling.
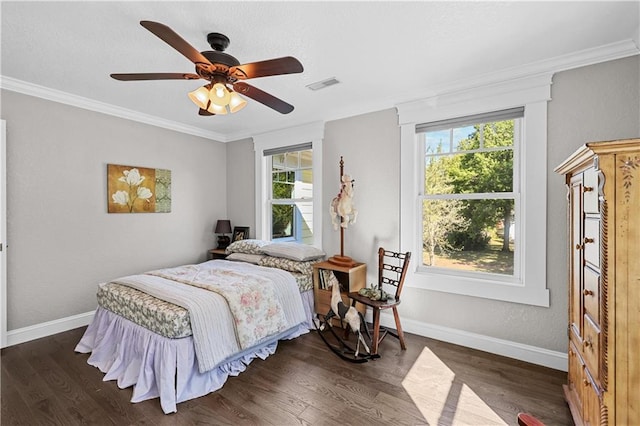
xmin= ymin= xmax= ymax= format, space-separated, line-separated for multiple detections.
xmin=2 ymin=1 xmax=639 ymax=142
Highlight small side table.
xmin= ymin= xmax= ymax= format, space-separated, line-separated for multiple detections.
xmin=207 ymin=248 xmax=227 ymax=260
xmin=313 ymin=261 xmax=366 ymax=327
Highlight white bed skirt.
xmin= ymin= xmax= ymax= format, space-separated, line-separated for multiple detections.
xmin=75 ymin=289 xmax=315 ymax=414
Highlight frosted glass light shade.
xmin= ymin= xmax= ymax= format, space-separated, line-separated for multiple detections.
xmin=228 ymin=92 xmax=248 ymax=113
xmin=188 ymin=86 xmax=211 ymax=109
xmin=207 ymin=102 xmax=227 ymax=115
xmin=209 ymin=83 xmax=231 ymax=107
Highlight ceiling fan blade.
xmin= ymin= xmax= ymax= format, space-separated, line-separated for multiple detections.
xmin=198 ymin=108 xmax=214 ymax=116
xmin=233 ymin=82 xmax=294 ymax=114
xmin=111 ymin=73 xmax=201 ymax=81
xmin=229 ymin=57 xmax=303 ymax=80
xmin=140 ymin=21 xmax=214 ymax=66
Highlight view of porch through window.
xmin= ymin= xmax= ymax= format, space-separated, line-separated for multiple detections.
xmin=270 ymin=149 xmax=313 ymax=244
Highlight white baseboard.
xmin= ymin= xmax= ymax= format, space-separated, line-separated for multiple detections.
xmin=379 ymin=312 xmax=568 ymax=372
xmin=4 ymin=309 xmax=567 ymax=372
xmin=5 ymin=310 xmax=95 ymax=348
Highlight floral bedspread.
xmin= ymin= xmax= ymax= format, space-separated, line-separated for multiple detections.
xmin=111 ymin=260 xmax=305 ymax=373
xmin=97 ymin=269 xmax=312 ymax=340
xmin=97 ymin=282 xmax=192 ymax=338
xmin=147 ymin=264 xmax=287 ymax=350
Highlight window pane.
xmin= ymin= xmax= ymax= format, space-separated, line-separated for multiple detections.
xmin=422 ymin=198 xmax=515 ymax=275
xmin=295 ymin=200 xmax=314 ymax=244
xmin=272 ymin=154 xmax=286 ymax=170
xmin=300 ymin=150 xmax=313 ymax=168
xmin=268 ymin=147 xmax=313 ymax=244
xmin=452 ymin=126 xmax=476 ymax=151
xmin=425 ymin=150 xmax=513 ymax=194
xmin=272 ymin=171 xmax=294 ymax=199
xmin=425 ymin=130 xmax=451 ymax=154
xmin=271 ymin=201 xmax=314 ymax=243
xmin=272 ymin=204 xmax=294 ymax=238
xmin=285 ymin=151 xmax=299 ymax=168
xmin=291 ymin=170 xmax=313 ymax=199
xmin=483 ymin=120 xmax=515 ymax=148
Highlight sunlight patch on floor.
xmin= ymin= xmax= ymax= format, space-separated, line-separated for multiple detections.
xmin=402 ymin=346 xmax=507 ymax=425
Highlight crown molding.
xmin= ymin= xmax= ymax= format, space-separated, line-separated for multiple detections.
xmin=2 ymin=40 xmax=637 ymax=142
xmin=0 ymin=76 xmax=226 ymax=142
xmin=395 ymin=39 xmax=640 ymax=114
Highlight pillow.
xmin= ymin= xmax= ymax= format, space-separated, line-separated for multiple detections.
xmin=225 ymin=239 xmax=270 ymax=255
xmin=226 ymin=252 xmax=265 ymax=265
xmin=259 ymin=255 xmax=320 ymax=275
xmin=260 ymin=242 xmax=325 ymax=262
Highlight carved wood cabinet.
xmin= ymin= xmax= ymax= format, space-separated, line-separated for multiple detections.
xmin=555 ymin=138 xmax=640 ymax=426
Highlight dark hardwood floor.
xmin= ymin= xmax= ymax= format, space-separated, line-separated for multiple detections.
xmin=1 ymin=326 xmax=573 ymax=425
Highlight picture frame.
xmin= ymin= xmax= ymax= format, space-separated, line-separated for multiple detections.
xmin=232 ymin=226 xmax=250 ymax=242
xmin=107 ymin=164 xmax=171 ymax=213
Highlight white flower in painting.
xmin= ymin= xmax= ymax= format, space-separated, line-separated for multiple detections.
xmin=112 ymin=190 xmax=129 ymax=206
xmin=111 ymin=167 xmax=155 ymax=212
xmin=119 ymin=168 xmax=145 ymax=186
xmin=137 ymin=186 xmax=153 ymax=201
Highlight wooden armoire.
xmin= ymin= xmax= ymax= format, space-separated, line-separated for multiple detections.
xmin=555 ymin=138 xmax=639 ymax=426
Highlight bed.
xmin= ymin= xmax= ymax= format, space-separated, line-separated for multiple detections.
xmin=75 ymin=240 xmax=323 ymax=414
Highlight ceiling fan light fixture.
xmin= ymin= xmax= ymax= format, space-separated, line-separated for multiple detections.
xmin=207 ymin=102 xmax=228 ymax=115
xmin=228 ymin=92 xmax=248 ymax=113
xmin=209 ymin=83 xmax=231 ymax=107
xmin=188 ymin=85 xmax=211 ymax=109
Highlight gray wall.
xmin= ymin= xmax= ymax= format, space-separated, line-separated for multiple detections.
xmin=228 ymin=55 xmax=639 ymax=353
xmin=4 ymin=55 xmax=638 ymax=352
xmin=2 ymin=90 xmax=227 ymax=330
xmin=225 ymin=137 xmax=256 ymax=238
xmin=323 ymin=109 xmax=401 ymax=268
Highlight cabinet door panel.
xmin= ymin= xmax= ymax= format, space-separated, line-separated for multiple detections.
xmin=583 ymin=167 xmax=599 ymax=213
xmin=584 ymin=217 xmax=600 ymax=269
xmin=568 ymin=340 xmax=584 ymax=412
xmin=570 ymin=177 xmax=583 ymax=337
xmin=583 ymin=369 xmax=602 ymax=426
xmin=583 ymin=267 xmax=600 ymax=326
xmin=583 ymin=315 xmax=601 ymax=383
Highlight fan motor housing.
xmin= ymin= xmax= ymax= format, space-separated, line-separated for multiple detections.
xmin=201 ymin=51 xmax=240 ymax=68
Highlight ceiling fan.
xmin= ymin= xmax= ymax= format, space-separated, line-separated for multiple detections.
xmin=111 ymin=21 xmax=304 ymax=116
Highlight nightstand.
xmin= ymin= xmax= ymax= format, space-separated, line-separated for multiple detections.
xmin=207 ymin=248 xmax=227 ymax=260
xmin=313 ymin=261 xmax=366 ymax=326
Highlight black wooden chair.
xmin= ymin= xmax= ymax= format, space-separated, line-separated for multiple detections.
xmin=348 ymin=247 xmax=411 ymax=355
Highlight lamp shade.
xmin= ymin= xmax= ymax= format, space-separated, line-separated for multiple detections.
xmin=207 ymin=102 xmax=228 ymax=115
xmin=209 ymin=83 xmax=231 ymax=107
xmin=228 ymin=91 xmax=248 ymax=113
xmin=188 ymin=85 xmax=211 ymax=109
xmin=215 ymin=220 xmax=232 ymax=234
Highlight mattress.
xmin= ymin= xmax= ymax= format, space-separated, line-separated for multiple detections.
xmin=97 ymin=270 xmax=312 ymax=339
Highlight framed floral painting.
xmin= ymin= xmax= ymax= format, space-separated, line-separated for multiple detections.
xmin=107 ymin=164 xmax=171 ymax=213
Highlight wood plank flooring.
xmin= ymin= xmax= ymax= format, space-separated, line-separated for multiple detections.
xmin=1 ymin=326 xmax=573 ymax=425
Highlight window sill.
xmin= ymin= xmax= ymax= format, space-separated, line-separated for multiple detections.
xmin=406 ymin=268 xmax=550 ymax=307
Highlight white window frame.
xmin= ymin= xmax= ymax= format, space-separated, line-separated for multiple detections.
xmin=268 ymin=152 xmax=313 ymax=242
xmin=419 ymin=110 xmax=522 ymax=281
xmin=254 ymin=122 xmax=324 ymax=247
xmin=397 ymin=75 xmax=552 ymax=307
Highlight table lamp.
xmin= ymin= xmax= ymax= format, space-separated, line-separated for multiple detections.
xmin=215 ymin=220 xmax=232 ymax=249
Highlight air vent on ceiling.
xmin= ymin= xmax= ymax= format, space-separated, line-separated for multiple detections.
xmin=306 ymin=77 xmax=340 ymax=91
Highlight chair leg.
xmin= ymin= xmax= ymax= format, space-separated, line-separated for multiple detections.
xmin=392 ymin=307 xmax=406 ymax=350
xmin=371 ymin=308 xmax=381 ymax=355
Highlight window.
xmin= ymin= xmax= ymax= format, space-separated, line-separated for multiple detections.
xmin=253 ymin=122 xmax=324 ymax=247
xmin=419 ymin=108 xmax=522 ymax=278
xmin=397 ymin=75 xmax=551 ymax=306
xmin=267 ymin=147 xmax=313 ymax=243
